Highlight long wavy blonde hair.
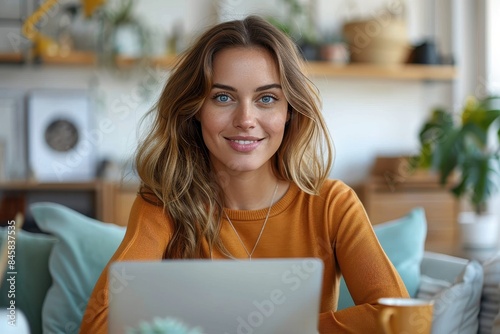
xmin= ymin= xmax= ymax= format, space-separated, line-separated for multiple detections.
xmin=135 ymin=15 xmax=334 ymax=259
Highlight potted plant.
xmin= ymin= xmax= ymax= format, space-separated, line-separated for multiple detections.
xmin=266 ymin=0 xmax=320 ymax=60
xmin=98 ymin=0 xmax=151 ymax=68
xmin=414 ymin=96 xmax=500 ymax=248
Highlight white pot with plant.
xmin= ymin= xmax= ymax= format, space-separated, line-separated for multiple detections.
xmin=415 ymin=96 xmax=500 ymax=248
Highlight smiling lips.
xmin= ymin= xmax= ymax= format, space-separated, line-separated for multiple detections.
xmin=226 ymin=137 xmax=262 ymax=152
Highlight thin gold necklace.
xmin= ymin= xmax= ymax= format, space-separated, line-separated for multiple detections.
xmin=224 ymin=183 xmax=279 ymax=260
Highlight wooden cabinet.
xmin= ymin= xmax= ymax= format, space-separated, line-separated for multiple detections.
xmin=104 ymin=182 xmax=139 ymax=227
xmin=0 ymin=180 xmax=139 ymax=229
xmin=362 ymin=157 xmax=460 ymax=253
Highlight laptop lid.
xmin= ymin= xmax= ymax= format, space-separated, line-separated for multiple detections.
xmin=108 ymin=258 xmax=323 ymax=334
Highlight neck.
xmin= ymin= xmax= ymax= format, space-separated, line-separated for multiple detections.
xmin=220 ymin=174 xmax=287 ymax=211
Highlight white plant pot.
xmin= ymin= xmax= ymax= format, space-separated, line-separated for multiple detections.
xmin=458 ymin=212 xmax=499 ymax=248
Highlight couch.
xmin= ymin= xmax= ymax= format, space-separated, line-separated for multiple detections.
xmin=0 ymin=203 xmax=499 ymax=334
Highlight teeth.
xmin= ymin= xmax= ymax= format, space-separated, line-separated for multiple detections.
xmin=232 ymin=140 xmax=257 ymax=145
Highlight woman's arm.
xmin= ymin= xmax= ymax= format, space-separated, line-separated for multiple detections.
xmin=319 ymin=185 xmax=409 ymax=333
xmin=79 ymin=195 xmax=172 ymax=334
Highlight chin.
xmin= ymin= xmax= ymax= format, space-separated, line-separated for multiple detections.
xmin=211 ymin=154 xmax=274 ymax=175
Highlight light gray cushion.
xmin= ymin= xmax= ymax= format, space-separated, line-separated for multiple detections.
xmin=481 ymin=253 xmax=500 ymax=334
xmin=418 ymin=252 xmax=483 ymax=334
xmin=417 ymin=275 xmax=452 ymax=300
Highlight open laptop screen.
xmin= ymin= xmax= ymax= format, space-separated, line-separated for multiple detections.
xmin=108 ymin=258 xmax=323 ymax=334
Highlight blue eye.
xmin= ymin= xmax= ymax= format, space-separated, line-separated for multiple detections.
xmin=260 ymin=95 xmax=276 ymax=104
xmin=214 ymin=94 xmax=231 ymax=103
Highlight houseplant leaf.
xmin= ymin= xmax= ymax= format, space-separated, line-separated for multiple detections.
xmin=461 ymin=155 xmax=496 ymax=213
xmin=416 ymin=95 xmax=500 ymax=215
xmin=417 ymin=108 xmax=456 ymax=174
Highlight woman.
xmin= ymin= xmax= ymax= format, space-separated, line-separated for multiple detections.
xmin=80 ymin=15 xmax=408 ymax=333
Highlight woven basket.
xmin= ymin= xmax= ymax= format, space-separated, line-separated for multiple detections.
xmin=343 ymin=18 xmax=410 ymax=64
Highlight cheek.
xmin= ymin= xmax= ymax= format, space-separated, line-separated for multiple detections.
xmin=206 ymin=118 xmax=227 ymax=133
xmin=199 ymin=110 xmax=230 ymax=146
xmin=199 ymin=108 xmax=220 ymax=133
xmin=269 ymin=113 xmax=289 ymax=134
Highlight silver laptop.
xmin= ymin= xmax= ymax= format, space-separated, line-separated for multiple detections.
xmin=108 ymin=258 xmax=323 ymax=334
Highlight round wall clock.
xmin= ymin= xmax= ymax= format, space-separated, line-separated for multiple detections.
xmin=44 ymin=118 xmax=79 ymax=152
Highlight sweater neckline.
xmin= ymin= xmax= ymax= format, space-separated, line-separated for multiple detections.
xmin=223 ymin=182 xmax=300 ymax=221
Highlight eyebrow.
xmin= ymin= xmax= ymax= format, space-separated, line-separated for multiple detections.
xmin=256 ymin=84 xmax=282 ymax=92
xmin=212 ymin=83 xmax=282 ymax=92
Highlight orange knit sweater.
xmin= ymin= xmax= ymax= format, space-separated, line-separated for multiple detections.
xmin=79 ymin=179 xmax=408 ymax=333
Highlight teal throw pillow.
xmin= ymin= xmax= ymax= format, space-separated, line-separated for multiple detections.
xmin=337 ymin=207 xmax=427 ymax=310
xmin=31 ymin=202 xmax=126 ymax=334
xmin=0 ymin=228 xmax=56 ymax=334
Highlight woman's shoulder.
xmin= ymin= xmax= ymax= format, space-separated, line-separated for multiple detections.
xmin=320 ymin=178 xmax=354 ymax=195
xmin=314 ymin=178 xmax=362 ymax=208
xmin=291 ymin=179 xmax=355 ymax=201
xmin=129 ymin=191 xmax=169 ymax=225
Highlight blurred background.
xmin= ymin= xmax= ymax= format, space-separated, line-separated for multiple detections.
xmin=0 ymin=0 xmax=499 ymax=254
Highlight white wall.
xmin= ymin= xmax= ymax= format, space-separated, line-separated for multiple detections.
xmin=316 ymin=77 xmax=450 ymax=182
xmin=485 ymin=0 xmax=500 ymax=219
xmin=0 ymin=0 xmax=458 ymax=185
xmin=486 ymin=0 xmax=500 ymax=95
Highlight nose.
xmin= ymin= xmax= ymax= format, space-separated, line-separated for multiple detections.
xmin=233 ymin=101 xmax=256 ymax=129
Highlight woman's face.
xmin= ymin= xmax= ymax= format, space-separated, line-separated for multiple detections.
xmin=198 ymin=46 xmax=289 ymax=175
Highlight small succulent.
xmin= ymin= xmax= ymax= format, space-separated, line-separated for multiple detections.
xmin=126 ymin=317 xmax=204 ymax=334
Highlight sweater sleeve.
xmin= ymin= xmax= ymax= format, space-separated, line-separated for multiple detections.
xmin=318 ymin=185 xmax=409 ymax=333
xmin=79 ymin=195 xmax=172 ymax=334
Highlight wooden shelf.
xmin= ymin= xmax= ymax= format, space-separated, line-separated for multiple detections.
xmin=38 ymin=53 xmax=177 ymax=68
xmin=149 ymin=56 xmax=456 ymax=81
xmin=304 ymin=62 xmax=456 ymax=80
xmin=150 ymin=55 xmax=178 ymax=68
xmin=40 ymin=51 xmax=97 ymax=65
xmin=117 ymin=55 xmax=177 ymax=68
xmin=11 ymin=51 xmax=456 ymax=81
xmin=0 ymin=180 xmax=102 ymax=191
xmin=0 ymin=52 xmax=24 ymax=63
xmin=147 ymin=56 xmax=456 ymax=80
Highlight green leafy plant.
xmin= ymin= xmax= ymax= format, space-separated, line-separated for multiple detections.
xmin=266 ymin=0 xmax=318 ymax=44
xmin=99 ymin=0 xmax=151 ymax=66
xmin=414 ymin=96 xmax=500 ymax=214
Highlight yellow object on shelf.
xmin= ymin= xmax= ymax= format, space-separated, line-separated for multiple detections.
xmin=83 ymin=0 xmax=105 ymax=17
xmin=22 ymin=0 xmax=105 ymax=58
